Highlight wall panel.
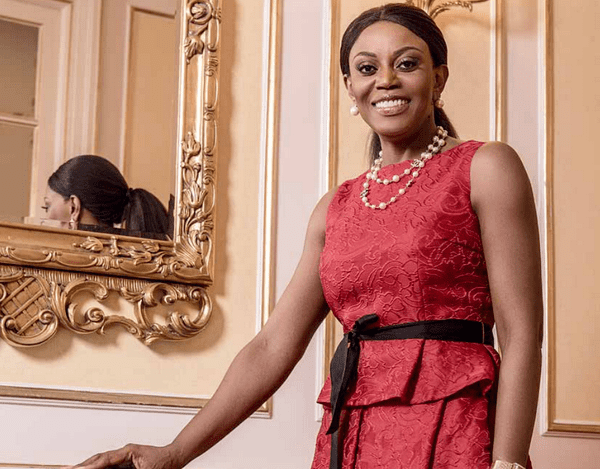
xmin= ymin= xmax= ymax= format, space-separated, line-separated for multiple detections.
xmin=546 ymin=0 xmax=600 ymax=434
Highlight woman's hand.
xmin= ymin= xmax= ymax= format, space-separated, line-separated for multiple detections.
xmin=66 ymin=444 xmax=183 ymax=469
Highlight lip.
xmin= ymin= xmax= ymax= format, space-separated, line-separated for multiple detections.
xmin=371 ymin=96 xmax=410 ymax=116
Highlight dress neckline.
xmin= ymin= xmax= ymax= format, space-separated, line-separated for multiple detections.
xmin=378 ymin=139 xmax=477 ymax=170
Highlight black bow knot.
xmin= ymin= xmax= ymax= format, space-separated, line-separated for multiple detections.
xmin=326 ymin=313 xmax=379 ymax=435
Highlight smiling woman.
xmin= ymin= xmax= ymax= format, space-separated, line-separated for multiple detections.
xmin=341 ymin=15 xmax=457 ymax=162
xmin=310 ymin=5 xmax=541 ymax=469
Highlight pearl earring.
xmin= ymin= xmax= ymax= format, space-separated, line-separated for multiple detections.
xmin=350 ymin=105 xmax=359 ymax=116
xmin=434 ymin=97 xmax=445 ymax=109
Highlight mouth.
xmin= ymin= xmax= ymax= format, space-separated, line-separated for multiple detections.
xmin=372 ymin=97 xmax=410 ymax=116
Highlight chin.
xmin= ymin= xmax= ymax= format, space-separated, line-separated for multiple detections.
xmin=373 ymin=115 xmax=431 ymax=139
xmin=371 ymin=122 xmax=415 ymax=140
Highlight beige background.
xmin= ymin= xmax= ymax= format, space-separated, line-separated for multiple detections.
xmin=96 ymin=0 xmax=179 ymax=209
xmin=123 ymin=8 xmax=177 ymax=206
xmin=551 ymin=0 xmax=600 ymax=426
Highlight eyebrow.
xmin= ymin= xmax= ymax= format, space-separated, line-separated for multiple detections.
xmin=352 ymin=46 xmax=424 ymax=60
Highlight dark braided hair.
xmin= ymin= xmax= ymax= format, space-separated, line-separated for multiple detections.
xmin=340 ymin=3 xmax=458 ymax=161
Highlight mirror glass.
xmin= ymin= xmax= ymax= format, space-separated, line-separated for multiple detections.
xmin=0 ymin=0 xmax=179 ymax=240
xmin=0 ymin=18 xmax=37 ymax=223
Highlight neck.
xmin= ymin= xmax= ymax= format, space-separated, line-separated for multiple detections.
xmin=377 ymin=122 xmax=439 ymax=166
xmin=79 ymin=209 xmax=103 ymax=226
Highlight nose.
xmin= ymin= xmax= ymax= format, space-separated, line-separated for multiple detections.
xmin=376 ymin=65 xmax=399 ymax=89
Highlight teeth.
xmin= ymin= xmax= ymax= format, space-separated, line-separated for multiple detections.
xmin=375 ymin=99 xmax=408 ymax=109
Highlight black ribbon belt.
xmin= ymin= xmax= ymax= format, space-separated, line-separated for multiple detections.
xmin=326 ymin=314 xmax=494 ymax=469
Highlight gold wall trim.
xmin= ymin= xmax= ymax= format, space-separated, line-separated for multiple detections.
xmin=494 ymin=0 xmax=504 ymax=142
xmin=256 ymin=0 xmax=283 ymax=418
xmin=0 ymin=465 xmax=61 ymax=469
xmin=261 ymin=0 xmax=282 ymax=330
xmin=327 ymin=0 xmax=341 ymax=191
xmin=323 ymin=0 xmax=500 ymax=382
xmin=0 ymin=384 xmax=209 ymax=409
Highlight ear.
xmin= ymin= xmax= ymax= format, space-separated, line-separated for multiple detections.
xmin=344 ymin=74 xmax=356 ymax=102
xmin=69 ymin=195 xmax=82 ymax=221
xmin=433 ymin=64 xmax=449 ymax=98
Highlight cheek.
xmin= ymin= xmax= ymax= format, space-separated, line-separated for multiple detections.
xmin=349 ymin=78 xmax=374 ymax=101
xmin=47 ymin=202 xmax=70 ymax=221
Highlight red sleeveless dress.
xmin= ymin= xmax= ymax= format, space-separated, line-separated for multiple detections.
xmin=311 ymin=141 xmax=530 ymax=469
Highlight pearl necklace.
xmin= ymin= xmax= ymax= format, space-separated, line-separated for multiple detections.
xmin=360 ymin=126 xmax=448 ymax=210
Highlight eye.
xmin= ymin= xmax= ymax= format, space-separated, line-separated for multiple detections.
xmin=357 ymin=63 xmax=377 ymax=74
xmin=396 ymin=58 xmax=418 ymax=71
xmin=41 ymin=205 xmax=49 ymax=212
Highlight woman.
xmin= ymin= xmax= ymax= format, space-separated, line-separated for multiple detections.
xmin=69 ymin=4 xmax=542 ymax=469
xmin=43 ymin=154 xmax=171 ymax=239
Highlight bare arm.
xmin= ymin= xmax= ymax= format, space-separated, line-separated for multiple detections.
xmin=74 ymin=189 xmax=336 ymax=469
xmin=471 ymin=142 xmax=543 ymax=467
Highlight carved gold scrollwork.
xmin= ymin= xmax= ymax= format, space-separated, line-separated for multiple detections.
xmin=0 ymin=270 xmax=58 ymax=346
xmin=179 ymin=0 xmax=219 ymax=282
xmin=404 ymin=0 xmax=489 ymax=18
xmin=0 ymin=266 xmax=211 ymax=347
xmin=184 ymin=0 xmax=221 ymax=63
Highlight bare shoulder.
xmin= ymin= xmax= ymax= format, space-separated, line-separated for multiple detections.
xmin=470 ymin=141 xmax=533 ymax=213
xmin=305 ymin=187 xmax=338 ymax=245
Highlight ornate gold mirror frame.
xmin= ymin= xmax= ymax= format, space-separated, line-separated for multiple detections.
xmin=0 ymin=0 xmax=221 ymax=347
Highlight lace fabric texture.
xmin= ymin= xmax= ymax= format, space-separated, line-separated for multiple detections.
xmin=318 ymin=140 xmax=499 ymax=406
xmin=312 ymin=141 xmax=526 ymax=468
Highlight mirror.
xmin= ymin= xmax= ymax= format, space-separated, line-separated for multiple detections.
xmin=0 ymin=0 xmax=220 ymax=347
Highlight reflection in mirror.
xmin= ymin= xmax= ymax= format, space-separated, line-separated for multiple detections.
xmin=0 ymin=0 xmax=179 ymax=239
xmin=0 ymin=18 xmax=37 ymax=223
xmin=43 ymin=155 xmax=172 ymax=240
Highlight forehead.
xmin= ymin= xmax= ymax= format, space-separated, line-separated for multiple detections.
xmin=45 ymin=188 xmax=65 ymax=201
xmin=349 ymin=20 xmax=430 ymax=59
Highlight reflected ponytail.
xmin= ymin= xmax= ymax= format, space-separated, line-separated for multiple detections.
xmin=48 ymin=155 xmax=169 ymax=237
xmin=122 ymin=188 xmax=169 ymax=235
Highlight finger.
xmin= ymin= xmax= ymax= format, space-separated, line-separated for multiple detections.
xmin=73 ymin=448 xmax=133 ymax=469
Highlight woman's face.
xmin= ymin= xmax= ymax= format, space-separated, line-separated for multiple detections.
xmin=345 ymin=21 xmax=447 ymax=141
xmin=42 ymin=188 xmax=72 ymax=227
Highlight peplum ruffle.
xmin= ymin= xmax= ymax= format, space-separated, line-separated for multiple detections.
xmin=317 ymin=339 xmax=500 ymax=407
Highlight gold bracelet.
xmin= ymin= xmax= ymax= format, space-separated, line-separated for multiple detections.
xmin=491 ymin=461 xmax=526 ymax=469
